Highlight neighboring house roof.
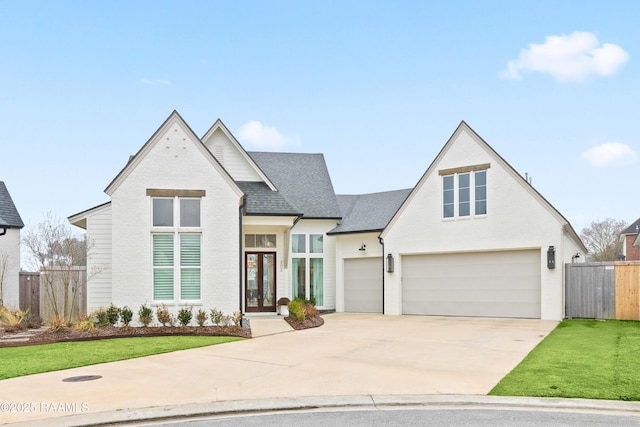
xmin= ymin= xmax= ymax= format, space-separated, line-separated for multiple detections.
xmin=248 ymin=152 xmax=342 ymax=219
xmin=621 ymin=218 xmax=640 ymax=236
xmin=328 ymin=189 xmax=412 ymax=235
xmin=236 ymin=182 xmax=301 ymax=216
xmin=0 ymin=181 xmax=24 ymax=229
xmin=380 ymin=121 xmax=587 ymax=253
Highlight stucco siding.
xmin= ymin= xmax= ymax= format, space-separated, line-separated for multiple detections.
xmin=110 ymin=120 xmax=241 ymax=319
xmin=0 ymin=228 xmax=20 ymax=308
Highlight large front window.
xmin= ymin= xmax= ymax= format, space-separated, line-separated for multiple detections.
xmin=152 ymin=197 xmax=201 ymax=301
xmin=442 ymin=168 xmax=488 ymax=218
xmin=292 ymin=233 xmax=324 ymax=306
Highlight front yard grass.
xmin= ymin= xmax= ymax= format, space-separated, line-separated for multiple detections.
xmin=0 ymin=336 xmax=243 ymax=380
xmin=490 ymin=319 xmax=640 ymax=401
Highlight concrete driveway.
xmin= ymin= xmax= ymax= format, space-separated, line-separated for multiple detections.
xmin=0 ymin=313 xmax=557 ymax=424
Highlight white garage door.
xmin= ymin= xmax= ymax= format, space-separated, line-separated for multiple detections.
xmin=402 ymin=250 xmax=541 ymax=318
xmin=344 ymin=257 xmax=383 ymax=313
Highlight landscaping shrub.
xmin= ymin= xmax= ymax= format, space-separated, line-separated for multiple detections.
xmin=210 ymin=308 xmax=224 ymax=325
xmin=138 ymin=304 xmax=153 ymax=327
xmin=177 ymin=307 xmax=193 ymax=327
xmin=94 ymin=308 xmax=110 ymax=327
xmin=288 ymin=299 xmax=305 ymax=322
xmin=0 ymin=307 xmax=30 ymax=330
xmin=233 ymin=311 xmax=242 ymax=327
xmin=156 ymin=304 xmax=174 ymax=326
xmin=73 ymin=313 xmax=96 ymax=333
xmin=195 ymin=309 xmax=208 ymax=327
xmin=120 ymin=306 xmax=133 ymax=327
xmin=48 ymin=314 xmax=69 ymax=333
xmin=106 ymin=304 xmax=120 ymax=326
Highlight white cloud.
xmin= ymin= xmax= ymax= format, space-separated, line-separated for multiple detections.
xmin=581 ymin=142 xmax=637 ymax=167
xmin=502 ymin=31 xmax=629 ymax=82
xmin=141 ymin=78 xmax=172 ymax=86
xmin=237 ymin=121 xmax=300 ymax=149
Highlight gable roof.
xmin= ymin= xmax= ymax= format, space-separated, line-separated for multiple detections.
xmin=621 ymin=218 xmax=640 ymax=236
xmin=0 ymin=181 xmax=24 ymax=229
xmin=380 ymin=121 xmax=587 ymax=252
xmin=328 ymin=189 xmax=412 ymax=235
xmin=104 ymin=111 xmax=243 ymax=199
xmin=248 ymin=152 xmax=342 ymax=219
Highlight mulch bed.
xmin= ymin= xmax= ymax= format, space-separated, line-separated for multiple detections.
xmin=284 ymin=315 xmax=324 ymax=330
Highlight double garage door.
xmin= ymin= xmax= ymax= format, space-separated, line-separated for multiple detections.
xmin=402 ymin=250 xmax=541 ymax=319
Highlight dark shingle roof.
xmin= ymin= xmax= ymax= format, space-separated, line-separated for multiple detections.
xmin=328 ymin=189 xmax=411 ymax=234
xmin=0 ymin=181 xmax=24 ymax=228
xmin=622 ymin=218 xmax=640 ymax=235
xmin=236 ymin=182 xmax=302 ymax=216
xmin=248 ymin=152 xmax=342 ymax=219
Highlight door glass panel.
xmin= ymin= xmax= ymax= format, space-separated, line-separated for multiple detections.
xmin=246 ymin=254 xmax=258 ymax=308
xmin=263 ymin=254 xmax=275 ymax=307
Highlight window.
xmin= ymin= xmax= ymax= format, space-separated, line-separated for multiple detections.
xmin=291 ymin=233 xmax=324 ymax=306
xmin=152 ymin=197 xmax=202 ymax=301
xmin=245 ymin=234 xmax=277 ymax=248
xmin=442 ymin=168 xmax=488 ymax=218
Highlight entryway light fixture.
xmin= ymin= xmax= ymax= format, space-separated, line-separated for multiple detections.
xmin=359 ymin=244 xmax=366 ymax=251
xmin=386 ymin=253 xmax=394 ymax=273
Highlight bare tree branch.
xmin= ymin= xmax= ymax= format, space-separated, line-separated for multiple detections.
xmin=579 ymin=218 xmax=627 ymax=261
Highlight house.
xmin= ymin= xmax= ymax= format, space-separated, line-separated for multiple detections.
xmin=620 ymin=219 xmax=640 ymax=261
xmin=0 ymin=181 xmax=24 ymax=308
xmin=69 ymin=112 xmax=585 ymax=321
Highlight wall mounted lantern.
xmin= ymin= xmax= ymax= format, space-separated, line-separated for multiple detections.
xmin=547 ymin=246 xmax=556 ymax=269
xmin=386 ymin=253 xmax=394 ymax=273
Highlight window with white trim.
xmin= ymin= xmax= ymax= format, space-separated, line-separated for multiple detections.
xmin=291 ymin=233 xmax=324 ymax=306
xmin=442 ymin=169 xmax=487 ymax=218
xmin=152 ymin=197 xmax=201 ymax=301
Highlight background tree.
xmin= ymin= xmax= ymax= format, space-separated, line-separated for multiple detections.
xmin=22 ymin=213 xmax=87 ymax=321
xmin=579 ymin=218 xmax=627 ymax=261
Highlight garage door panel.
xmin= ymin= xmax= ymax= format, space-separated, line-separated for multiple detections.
xmin=345 ymin=257 xmax=382 ymax=313
xmin=402 ymin=250 xmax=541 ymax=318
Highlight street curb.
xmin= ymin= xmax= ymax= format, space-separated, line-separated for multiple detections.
xmin=7 ymin=394 xmax=640 ymax=426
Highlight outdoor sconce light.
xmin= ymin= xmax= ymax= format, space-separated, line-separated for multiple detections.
xmin=386 ymin=253 xmax=394 ymax=273
xmin=359 ymin=244 xmax=366 ymax=251
xmin=572 ymin=253 xmax=581 ymax=263
xmin=547 ymin=246 xmax=556 ymax=269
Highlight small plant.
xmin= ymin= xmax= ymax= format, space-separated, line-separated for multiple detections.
xmin=177 ymin=306 xmax=193 ymax=327
xmin=25 ymin=314 xmax=42 ymax=329
xmin=94 ymin=308 xmax=110 ymax=327
xmin=120 ymin=306 xmax=133 ymax=327
xmin=48 ymin=314 xmax=69 ymax=333
xmin=106 ymin=304 xmax=120 ymax=326
xmin=73 ymin=313 xmax=96 ymax=333
xmin=138 ymin=304 xmax=153 ymax=327
xmin=156 ymin=304 xmax=174 ymax=327
xmin=195 ymin=308 xmax=208 ymax=327
xmin=0 ymin=307 xmax=30 ymax=329
xmin=232 ymin=311 xmax=243 ymax=327
xmin=288 ymin=299 xmax=305 ymax=322
xmin=210 ymin=308 xmax=224 ymax=325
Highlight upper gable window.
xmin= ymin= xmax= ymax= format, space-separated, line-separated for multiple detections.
xmin=153 ymin=199 xmax=174 ymax=226
xmin=153 ymin=197 xmax=201 ymax=228
xmin=440 ymin=164 xmax=489 ymax=219
xmin=180 ymin=199 xmax=201 ymax=227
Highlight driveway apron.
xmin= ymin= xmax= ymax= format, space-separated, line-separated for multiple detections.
xmin=0 ymin=313 xmax=557 ymax=424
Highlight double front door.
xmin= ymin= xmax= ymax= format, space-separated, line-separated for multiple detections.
xmin=245 ymin=252 xmax=276 ymax=312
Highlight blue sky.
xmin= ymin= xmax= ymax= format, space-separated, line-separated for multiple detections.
xmin=1 ymin=1 xmax=637 ymax=238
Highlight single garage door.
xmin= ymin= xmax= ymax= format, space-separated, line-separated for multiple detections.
xmin=344 ymin=257 xmax=383 ymax=313
xmin=402 ymin=250 xmax=541 ymax=318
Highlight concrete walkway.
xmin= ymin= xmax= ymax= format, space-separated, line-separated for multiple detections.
xmin=0 ymin=313 xmax=561 ymax=425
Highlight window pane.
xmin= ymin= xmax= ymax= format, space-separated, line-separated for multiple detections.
xmin=153 ymin=235 xmax=174 ymax=266
xmin=153 ymin=269 xmax=174 ymax=300
xmin=458 ymin=174 xmax=470 ymax=217
xmin=292 ymin=258 xmax=306 ymax=299
xmin=266 ymin=234 xmax=276 ymax=248
xmin=181 ymin=268 xmax=201 ymax=300
xmin=458 ymin=173 xmax=470 ymax=188
xmin=475 ymin=171 xmax=487 ymax=215
xmin=180 ymin=199 xmax=200 ymax=227
xmin=459 ymin=201 xmax=470 ymax=216
xmin=292 ymin=234 xmax=306 ymax=253
xmin=475 ymin=170 xmax=486 ymax=186
xmin=475 ymin=200 xmax=487 ymax=215
xmin=153 ymin=199 xmax=173 ymax=227
xmin=256 ymin=234 xmax=266 ymax=247
xmin=180 ymin=235 xmax=201 ymax=266
xmin=245 ymin=234 xmax=256 ymax=248
xmin=310 ymin=234 xmax=323 ymax=253
xmin=443 ymin=175 xmax=454 ymax=218
xmin=310 ymin=258 xmax=323 ymax=306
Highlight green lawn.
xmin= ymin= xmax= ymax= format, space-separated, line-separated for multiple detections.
xmin=490 ymin=319 xmax=640 ymax=401
xmin=0 ymin=336 xmax=243 ymax=380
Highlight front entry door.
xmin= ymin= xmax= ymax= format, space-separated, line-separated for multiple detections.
xmin=245 ymin=252 xmax=276 ymax=312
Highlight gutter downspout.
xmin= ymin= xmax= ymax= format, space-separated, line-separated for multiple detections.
xmin=378 ymin=236 xmax=385 ymax=315
xmin=239 ymin=195 xmax=247 ymax=314
xmin=0 ymin=227 xmax=6 ymax=237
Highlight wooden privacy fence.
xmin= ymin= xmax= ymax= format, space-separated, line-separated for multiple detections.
xmin=19 ymin=267 xmax=87 ymax=322
xmin=566 ymin=262 xmax=640 ymax=320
